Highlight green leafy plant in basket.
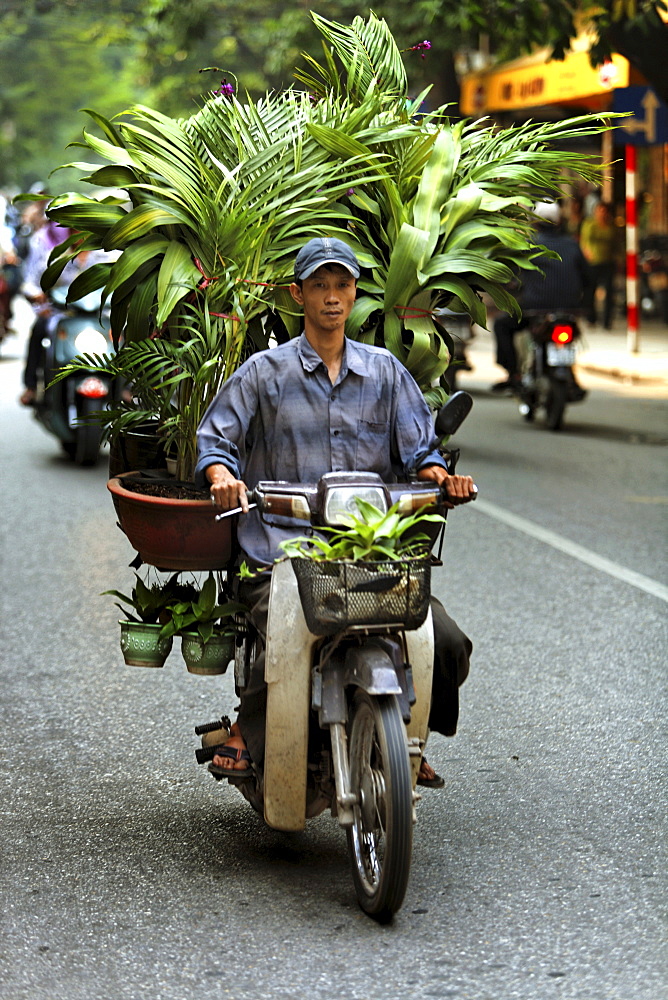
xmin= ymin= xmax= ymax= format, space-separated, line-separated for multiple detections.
xmin=275 ymin=499 xmax=445 ymax=635
xmin=278 ymin=498 xmax=445 ymax=563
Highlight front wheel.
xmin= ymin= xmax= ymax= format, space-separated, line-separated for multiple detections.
xmin=346 ymin=690 xmax=413 ymax=922
xmin=74 ymin=397 xmax=102 ymax=465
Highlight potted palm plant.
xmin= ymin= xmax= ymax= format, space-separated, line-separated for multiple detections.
xmin=292 ymin=13 xmax=616 ymax=407
xmin=42 ymin=11 xmax=614 ymax=568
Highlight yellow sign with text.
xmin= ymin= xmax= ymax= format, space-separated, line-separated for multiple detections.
xmin=461 ymin=49 xmax=630 ymax=115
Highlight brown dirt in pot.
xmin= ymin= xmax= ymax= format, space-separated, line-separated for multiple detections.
xmin=117 ymin=476 xmax=209 ymax=501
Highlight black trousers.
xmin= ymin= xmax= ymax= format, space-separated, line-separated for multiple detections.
xmin=587 ymin=262 xmax=615 ymax=329
xmin=23 ymin=313 xmax=49 ymax=390
xmin=493 ymin=312 xmax=525 ymax=377
xmin=236 ymin=576 xmax=472 ymax=769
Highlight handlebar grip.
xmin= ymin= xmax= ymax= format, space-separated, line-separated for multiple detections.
xmin=440 ymin=483 xmax=478 ymax=503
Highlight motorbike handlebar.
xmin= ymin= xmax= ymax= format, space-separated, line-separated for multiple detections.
xmin=215 ymin=480 xmax=477 ymax=522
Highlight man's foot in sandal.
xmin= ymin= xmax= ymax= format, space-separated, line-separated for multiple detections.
xmin=417 ymin=757 xmax=445 ymax=789
xmin=208 ymin=722 xmax=253 ymax=780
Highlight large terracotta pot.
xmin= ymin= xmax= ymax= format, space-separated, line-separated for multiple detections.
xmin=108 ymin=472 xmax=235 ymax=570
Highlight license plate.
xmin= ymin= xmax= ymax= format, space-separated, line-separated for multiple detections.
xmin=546 ymin=343 xmax=577 ymax=367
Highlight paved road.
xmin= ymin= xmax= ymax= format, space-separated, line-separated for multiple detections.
xmin=1 ymin=312 xmax=666 ymax=1000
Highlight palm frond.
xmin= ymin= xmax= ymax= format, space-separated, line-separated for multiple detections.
xmin=305 ymin=12 xmax=408 ymax=102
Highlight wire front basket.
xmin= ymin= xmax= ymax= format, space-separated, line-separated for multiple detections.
xmin=291 ymin=557 xmax=431 ymax=636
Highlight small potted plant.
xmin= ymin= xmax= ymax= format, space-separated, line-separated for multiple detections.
xmin=103 ymin=572 xmax=196 ymax=668
xmin=160 ymin=573 xmax=247 ymax=675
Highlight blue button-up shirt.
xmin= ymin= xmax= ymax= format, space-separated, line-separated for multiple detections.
xmin=195 ymin=334 xmax=445 ymax=567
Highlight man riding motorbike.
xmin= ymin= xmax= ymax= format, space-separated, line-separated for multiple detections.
xmin=491 ymin=200 xmax=592 ymax=393
xmin=195 ymin=237 xmax=476 ymax=786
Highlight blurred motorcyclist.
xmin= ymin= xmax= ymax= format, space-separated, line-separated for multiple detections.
xmin=491 ymin=201 xmax=593 ymax=393
xmin=19 ymin=221 xmax=110 ymax=405
xmin=0 ymin=194 xmax=21 ymax=340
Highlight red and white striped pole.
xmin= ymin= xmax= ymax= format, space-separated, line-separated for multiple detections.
xmin=625 ymin=144 xmax=639 ymax=353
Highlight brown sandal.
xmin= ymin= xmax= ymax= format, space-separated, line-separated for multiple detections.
xmin=208 ymin=744 xmax=253 ymax=781
xmin=417 ymin=757 xmax=445 ymax=789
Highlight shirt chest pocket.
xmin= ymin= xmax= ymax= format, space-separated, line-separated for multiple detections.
xmin=355 ymin=418 xmax=391 ymax=471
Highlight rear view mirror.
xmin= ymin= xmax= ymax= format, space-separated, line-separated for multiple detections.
xmin=434 ymin=391 xmax=473 ymax=441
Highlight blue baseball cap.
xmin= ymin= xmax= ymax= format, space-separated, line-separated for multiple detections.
xmin=294 ymin=237 xmax=360 ymax=281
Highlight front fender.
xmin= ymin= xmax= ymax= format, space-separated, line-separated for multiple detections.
xmin=343 ymin=645 xmax=402 ymax=696
xmin=264 ymin=560 xmax=320 ymax=832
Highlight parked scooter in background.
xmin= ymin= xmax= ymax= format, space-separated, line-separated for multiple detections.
xmin=31 ymin=287 xmax=115 ymax=465
xmin=518 ymin=311 xmax=586 ymax=431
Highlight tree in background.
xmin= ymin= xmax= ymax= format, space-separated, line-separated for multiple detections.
xmin=137 ymin=0 xmax=668 ymax=107
xmin=0 ymin=1 xmax=147 ymax=192
xmin=1 ymin=0 xmax=665 ymax=191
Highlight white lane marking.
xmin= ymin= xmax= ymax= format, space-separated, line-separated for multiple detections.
xmin=473 ymin=498 xmax=668 ymax=604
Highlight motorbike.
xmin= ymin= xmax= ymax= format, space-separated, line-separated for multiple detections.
xmin=31 ymin=287 xmax=115 ymax=465
xmin=197 ymin=391 xmax=476 ymax=922
xmin=517 ymin=311 xmax=586 ymax=431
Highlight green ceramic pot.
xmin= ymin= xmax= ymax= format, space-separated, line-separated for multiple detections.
xmin=180 ymin=632 xmax=235 ymax=675
xmin=119 ymin=620 xmax=173 ymax=668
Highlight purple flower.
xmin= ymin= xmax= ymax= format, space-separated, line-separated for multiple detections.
xmin=214 ymin=79 xmax=234 ymax=97
xmin=406 ymin=39 xmax=432 ymax=58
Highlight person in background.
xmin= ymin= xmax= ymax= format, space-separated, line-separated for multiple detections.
xmin=580 ymin=201 xmax=617 ymax=329
xmin=564 ymin=195 xmax=584 ymax=241
xmin=19 ymin=221 xmax=113 ymax=405
xmin=491 ymin=201 xmax=592 ymax=393
xmin=582 ymin=185 xmax=601 ymax=218
xmin=0 ymin=193 xmax=21 ymax=339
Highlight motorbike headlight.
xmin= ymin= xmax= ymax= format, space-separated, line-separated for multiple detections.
xmin=323 ymin=486 xmax=388 ymax=526
xmin=74 ymin=327 xmax=108 ymax=355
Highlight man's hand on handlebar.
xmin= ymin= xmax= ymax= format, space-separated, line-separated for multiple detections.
xmin=417 ymin=464 xmax=476 ymax=509
xmin=206 ymin=463 xmax=250 ymax=512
